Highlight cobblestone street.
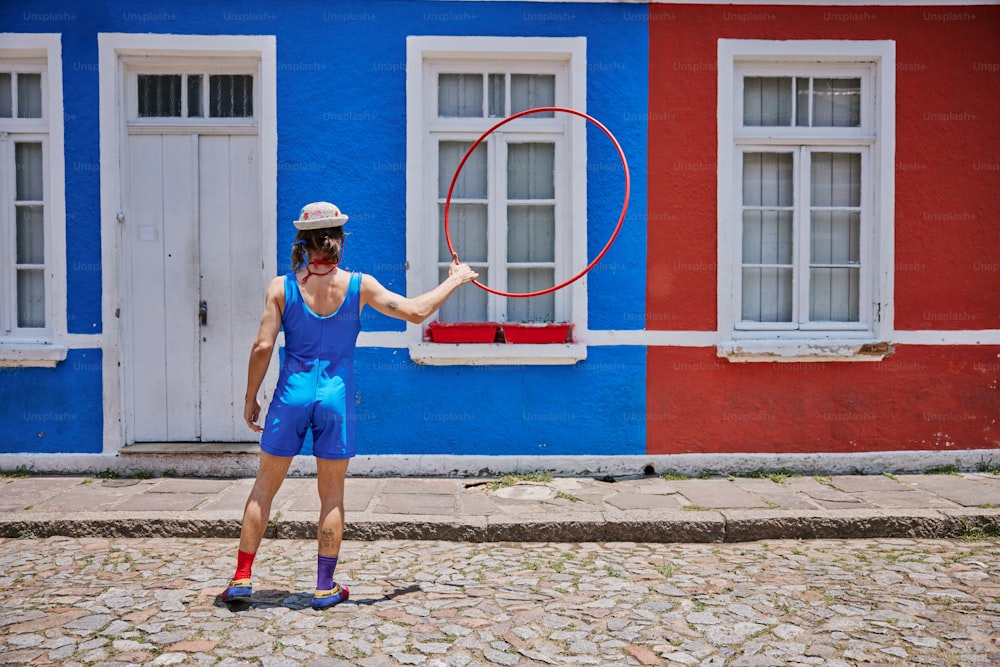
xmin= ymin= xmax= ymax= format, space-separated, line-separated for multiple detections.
xmin=1 ymin=537 xmax=998 ymax=666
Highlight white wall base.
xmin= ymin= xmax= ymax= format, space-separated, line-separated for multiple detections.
xmin=1 ymin=449 xmax=997 ymax=478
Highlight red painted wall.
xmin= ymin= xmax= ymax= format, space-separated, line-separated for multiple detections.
xmin=646 ymin=5 xmax=1000 ymax=453
xmin=648 ymin=345 xmax=1000 ymax=454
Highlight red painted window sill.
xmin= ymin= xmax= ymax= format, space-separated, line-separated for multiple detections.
xmin=426 ymin=321 xmax=500 ymax=343
xmin=502 ymin=323 xmax=574 ymax=344
xmin=425 ymin=322 xmax=575 ymax=344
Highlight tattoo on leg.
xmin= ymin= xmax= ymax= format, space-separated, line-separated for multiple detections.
xmin=386 ymin=299 xmax=399 ymax=312
xmin=320 ymin=528 xmax=336 ymax=548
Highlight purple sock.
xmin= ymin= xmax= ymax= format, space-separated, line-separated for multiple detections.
xmin=317 ymin=555 xmax=338 ymax=591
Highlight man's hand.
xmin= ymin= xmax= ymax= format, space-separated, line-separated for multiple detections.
xmin=244 ymin=396 xmax=263 ymax=433
xmin=449 ymin=252 xmax=479 ymax=284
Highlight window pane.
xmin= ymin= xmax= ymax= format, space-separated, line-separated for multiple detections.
xmin=16 ymin=205 xmax=44 ymax=264
xmin=811 ymin=153 xmax=861 ymax=207
xmin=743 ymin=153 xmax=793 ymax=207
xmin=810 ymin=211 xmax=860 ymax=265
xmin=488 ymin=73 xmax=505 ymax=117
xmin=0 ymin=73 xmax=12 ymax=118
xmin=15 ymin=143 xmax=43 ymax=201
xmin=743 ymin=76 xmax=791 ymax=126
xmin=507 ymin=269 xmax=555 ymax=321
xmin=439 ymin=203 xmax=487 ymax=263
xmin=507 ymin=143 xmax=554 ymax=199
xmin=439 ymin=141 xmax=487 ymax=199
xmin=741 ymin=267 xmax=792 ymax=322
xmin=17 ymin=72 xmax=42 ymax=118
xmin=795 ymin=77 xmax=809 ymax=127
xmin=742 ymin=210 xmax=792 ymax=265
xmin=812 ymin=78 xmax=860 ymax=127
xmin=510 ymin=74 xmax=554 ymax=116
xmin=209 ymin=74 xmax=253 ymax=117
xmin=138 ymin=74 xmax=181 ymax=117
xmin=187 ymin=74 xmax=203 ymax=117
xmin=507 ymin=205 xmax=555 ymax=262
xmin=17 ymin=269 xmax=45 ymax=328
xmin=438 ymin=73 xmax=483 ymax=117
xmin=810 ymin=267 xmax=859 ymax=321
xmin=438 ymin=266 xmax=488 ymax=322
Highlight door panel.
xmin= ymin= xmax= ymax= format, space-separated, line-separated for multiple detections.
xmin=127 ymin=134 xmax=199 ymax=441
xmin=198 ymin=134 xmax=261 ymax=441
xmin=161 ymin=135 xmax=201 ymax=438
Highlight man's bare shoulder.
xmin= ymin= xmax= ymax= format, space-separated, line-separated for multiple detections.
xmin=263 ymin=275 xmax=287 ymax=304
xmin=359 ymin=273 xmax=385 ymax=290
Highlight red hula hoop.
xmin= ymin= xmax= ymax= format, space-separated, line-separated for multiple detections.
xmin=444 ymin=106 xmax=630 ymax=298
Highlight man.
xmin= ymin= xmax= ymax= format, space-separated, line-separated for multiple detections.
xmin=222 ymin=201 xmax=477 ymax=609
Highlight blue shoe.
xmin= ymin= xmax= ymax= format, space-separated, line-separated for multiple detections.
xmin=311 ymin=582 xmax=349 ymax=609
xmin=221 ymin=578 xmax=253 ymax=604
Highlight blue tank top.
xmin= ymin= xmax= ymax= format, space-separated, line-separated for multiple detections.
xmin=278 ymin=271 xmax=363 ymax=402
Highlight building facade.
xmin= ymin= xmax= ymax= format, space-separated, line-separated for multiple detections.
xmin=0 ymin=1 xmax=997 ymax=474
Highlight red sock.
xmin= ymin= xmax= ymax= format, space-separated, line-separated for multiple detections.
xmin=233 ymin=550 xmax=255 ymax=581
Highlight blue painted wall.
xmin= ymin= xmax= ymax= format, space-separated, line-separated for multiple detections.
xmin=62 ymin=16 xmax=103 ymax=336
xmin=0 ymin=350 xmax=103 ymax=453
xmin=2 ymin=1 xmax=648 ymax=456
xmin=354 ymin=346 xmax=646 ymax=456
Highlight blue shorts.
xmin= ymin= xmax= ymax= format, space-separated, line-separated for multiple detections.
xmin=259 ymin=374 xmax=355 ymax=460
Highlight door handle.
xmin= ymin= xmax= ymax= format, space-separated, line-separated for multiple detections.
xmin=199 ymin=300 xmax=208 ymax=326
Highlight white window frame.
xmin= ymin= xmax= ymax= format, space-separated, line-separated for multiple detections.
xmin=0 ymin=34 xmax=66 ymax=367
xmin=717 ymin=39 xmax=895 ymax=362
xmin=406 ymin=36 xmax=588 ymax=365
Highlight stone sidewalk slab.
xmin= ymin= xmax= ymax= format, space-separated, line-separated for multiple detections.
xmin=28 ymin=478 xmax=154 ymax=512
xmin=604 ymin=491 xmax=684 ymax=510
xmin=661 ymin=479 xmax=772 ymax=509
xmin=0 ymin=476 xmax=84 ymax=512
xmin=900 ymin=473 xmax=1000 ymax=507
xmin=376 ymin=492 xmax=457 ymax=515
xmin=730 ymin=477 xmax=824 ymax=510
xmin=781 ymin=476 xmax=869 ymax=508
xmin=826 ymin=474 xmax=906 ymax=492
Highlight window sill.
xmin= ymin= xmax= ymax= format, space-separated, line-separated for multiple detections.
xmin=717 ymin=340 xmax=894 ymax=363
xmin=0 ymin=343 xmax=69 ymax=368
xmin=409 ymin=342 xmax=587 ymax=366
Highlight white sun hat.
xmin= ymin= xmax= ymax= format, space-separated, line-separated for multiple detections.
xmin=293 ymin=201 xmax=349 ymax=230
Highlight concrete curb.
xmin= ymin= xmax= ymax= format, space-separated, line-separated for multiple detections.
xmin=3 ymin=508 xmax=997 ymax=543
xmin=720 ymin=508 xmax=1000 ymax=541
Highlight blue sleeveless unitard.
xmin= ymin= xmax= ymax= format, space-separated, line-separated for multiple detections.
xmin=259 ymin=271 xmax=362 ymax=459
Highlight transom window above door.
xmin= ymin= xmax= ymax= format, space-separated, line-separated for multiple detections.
xmin=124 ymin=62 xmax=257 ymax=124
xmin=137 ymin=73 xmax=253 ymax=118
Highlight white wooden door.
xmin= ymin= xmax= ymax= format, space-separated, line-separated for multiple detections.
xmin=126 ymin=132 xmax=260 ymax=442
